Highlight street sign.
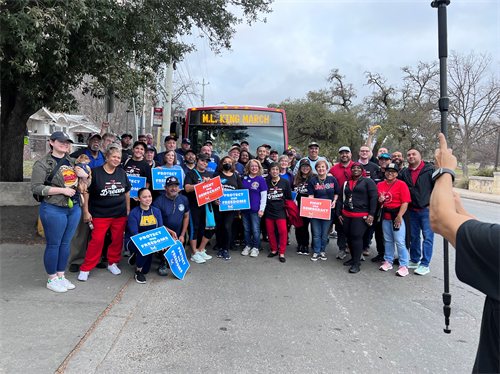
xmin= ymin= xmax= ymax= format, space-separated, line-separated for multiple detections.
xmin=153 ymin=107 xmax=163 ymax=128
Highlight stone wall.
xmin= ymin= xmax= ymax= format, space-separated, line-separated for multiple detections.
xmin=469 ymin=172 xmax=500 ymax=195
xmin=0 ymin=181 xmax=40 ymax=206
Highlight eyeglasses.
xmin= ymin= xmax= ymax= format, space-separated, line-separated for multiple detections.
xmin=250 ymin=165 xmax=259 ymax=169
xmin=359 ymin=150 xmax=370 ymax=153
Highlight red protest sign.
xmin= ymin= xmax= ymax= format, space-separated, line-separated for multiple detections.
xmin=300 ymin=197 xmax=331 ymax=220
xmin=194 ymin=176 xmax=224 ymax=206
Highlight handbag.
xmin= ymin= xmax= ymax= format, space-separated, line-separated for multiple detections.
xmin=33 ymin=156 xmax=67 ymax=202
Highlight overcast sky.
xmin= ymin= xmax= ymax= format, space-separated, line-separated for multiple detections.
xmin=176 ymin=0 xmax=499 ymax=108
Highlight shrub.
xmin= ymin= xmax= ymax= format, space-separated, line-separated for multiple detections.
xmin=473 ymin=168 xmax=494 ymax=177
xmin=455 ymin=178 xmax=469 ymax=189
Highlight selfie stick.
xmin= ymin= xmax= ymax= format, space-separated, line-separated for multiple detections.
xmin=431 ymin=0 xmax=452 ymax=334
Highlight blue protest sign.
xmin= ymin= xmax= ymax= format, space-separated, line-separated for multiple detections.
xmin=206 ymin=161 xmax=217 ymax=173
xmin=164 ymin=240 xmax=190 ymax=280
xmin=219 ymin=189 xmax=250 ymax=211
xmin=292 ymin=192 xmax=297 ymax=202
xmin=127 ymin=176 xmax=146 ymax=198
xmin=130 ymin=226 xmax=175 ymax=256
xmin=152 ymin=168 xmax=184 ymax=190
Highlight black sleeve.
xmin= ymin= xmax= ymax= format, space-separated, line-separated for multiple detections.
xmin=184 ymin=170 xmax=197 ymax=185
xmin=456 ymin=220 xmax=500 ymax=301
xmin=237 ymin=175 xmax=243 ymax=189
xmin=70 ymin=148 xmax=86 ymax=158
xmin=284 ymin=179 xmax=293 ymax=200
xmin=336 ymin=183 xmax=345 ymax=216
xmin=366 ymin=179 xmax=378 ymax=217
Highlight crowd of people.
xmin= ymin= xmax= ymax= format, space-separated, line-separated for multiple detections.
xmin=32 ymin=124 xmax=440 ymax=292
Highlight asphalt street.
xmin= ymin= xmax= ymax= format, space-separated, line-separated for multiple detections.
xmin=0 ymin=198 xmax=498 ymax=374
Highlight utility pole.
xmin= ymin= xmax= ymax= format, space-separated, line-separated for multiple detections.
xmin=199 ymin=78 xmax=210 ymax=107
xmin=161 ymin=62 xmax=174 ymax=152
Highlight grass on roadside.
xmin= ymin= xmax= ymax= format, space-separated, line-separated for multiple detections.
xmin=23 ymin=159 xmax=36 ymax=178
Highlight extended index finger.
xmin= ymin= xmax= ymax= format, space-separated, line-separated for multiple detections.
xmin=438 ymin=133 xmax=448 ymax=151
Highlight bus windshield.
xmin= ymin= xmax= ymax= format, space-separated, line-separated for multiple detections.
xmin=186 ymin=107 xmax=287 ymax=155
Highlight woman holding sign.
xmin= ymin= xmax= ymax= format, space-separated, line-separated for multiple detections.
xmin=265 ymin=162 xmax=293 ymax=262
xmin=307 ymin=160 xmax=339 ymax=261
xmin=213 ymin=156 xmax=243 ymax=260
xmin=78 ymin=147 xmax=131 ymax=282
xmin=293 ymin=159 xmax=314 ymax=256
xmin=124 ymin=188 xmax=164 ymax=283
xmin=154 ymin=150 xmax=185 ymax=198
xmin=336 ymin=163 xmax=378 ymax=274
xmin=241 ymin=159 xmax=268 ymax=258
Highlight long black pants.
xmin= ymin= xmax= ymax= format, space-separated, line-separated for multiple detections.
xmin=295 ymin=217 xmax=310 ymax=246
xmin=343 ymin=216 xmax=369 ymax=262
xmin=215 ymin=209 xmax=236 ymax=251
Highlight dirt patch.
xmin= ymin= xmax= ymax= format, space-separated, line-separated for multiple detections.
xmin=0 ymin=205 xmax=46 ymax=245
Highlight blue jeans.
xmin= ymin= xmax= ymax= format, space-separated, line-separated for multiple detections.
xmin=39 ymin=201 xmax=81 ymax=274
xmin=409 ymin=209 xmax=434 ymax=267
xmin=382 ymin=219 xmax=408 ymax=267
xmin=310 ymin=218 xmax=331 ymax=254
xmin=241 ymin=211 xmax=261 ymax=249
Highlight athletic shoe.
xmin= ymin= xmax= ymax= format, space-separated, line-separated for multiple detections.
xmin=396 ymin=266 xmax=409 ymax=277
xmin=47 ymin=278 xmax=67 ymax=293
xmin=158 ymin=261 xmax=169 ymax=276
xmin=108 ymin=263 xmax=121 ymax=275
xmin=190 ymin=253 xmax=206 ymax=264
xmin=135 ymin=270 xmax=146 ymax=284
xmin=349 ymin=262 xmax=361 ymax=273
xmin=336 ymin=250 xmax=347 ymax=260
xmin=222 ymin=250 xmax=231 ymax=260
xmin=319 ymin=252 xmax=327 ymax=261
xmin=343 ymin=258 xmax=355 ymax=266
xmin=302 ymin=246 xmax=310 ymax=255
xmin=311 ymin=253 xmax=319 ymax=261
xmin=371 ymin=254 xmax=385 ymax=263
xmin=262 ymin=235 xmax=269 ymax=242
xmin=128 ymin=252 xmax=137 ymax=266
xmin=216 ymin=249 xmax=224 ymax=258
xmin=59 ymin=276 xmax=75 ymax=290
xmin=250 ymin=248 xmax=259 ymax=257
xmin=296 ymin=245 xmax=303 ymax=255
xmin=360 ymin=255 xmax=366 ymax=261
xmin=198 ymin=250 xmax=212 ymax=260
xmin=408 ymin=261 xmax=420 ymax=269
xmin=69 ymin=264 xmax=80 ymax=273
xmin=241 ymin=246 xmax=251 ymax=256
xmin=123 ymin=249 xmax=131 ymax=257
xmin=78 ymin=271 xmax=89 ymax=282
xmin=414 ymin=265 xmax=430 ymax=276
xmin=379 ymin=261 xmax=393 ymax=271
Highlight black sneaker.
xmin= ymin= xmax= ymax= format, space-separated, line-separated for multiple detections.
xmin=157 ymin=261 xmax=169 ymax=276
xmin=230 ymin=243 xmax=237 ymax=251
xmin=262 ymin=235 xmax=269 ymax=242
xmin=69 ymin=264 xmax=80 ymax=273
xmin=128 ymin=252 xmax=137 ymax=266
xmin=96 ymin=261 xmax=108 ymax=269
xmin=303 ymin=246 xmax=310 ymax=255
xmin=343 ymin=258 xmax=356 ymax=266
xmin=349 ymin=262 xmax=361 ymax=273
xmin=371 ymin=254 xmax=385 ymax=263
xmin=296 ymin=245 xmax=303 ymax=255
xmin=135 ymin=270 xmax=146 ymax=283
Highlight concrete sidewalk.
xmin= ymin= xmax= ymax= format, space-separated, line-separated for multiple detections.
xmin=0 ymin=243 xmax=141 ymax=373
xmin=454 ymin=187 xmax=500 ymax=205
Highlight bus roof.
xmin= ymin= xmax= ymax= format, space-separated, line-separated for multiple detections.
xmin=188 ymin=106 xmax=284 ymax=112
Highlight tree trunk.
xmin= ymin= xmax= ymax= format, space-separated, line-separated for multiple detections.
xmin=461 ymin=144 xmax=469 ymax=180
xmin=0 ymin=83 xmax=36 ymax=182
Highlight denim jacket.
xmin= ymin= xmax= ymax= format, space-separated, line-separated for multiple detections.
xmin=30 ymin=152 xmax=81 ymax=207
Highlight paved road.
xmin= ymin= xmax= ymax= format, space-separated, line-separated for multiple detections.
xmin=1 ymin=199 xmax=498 ymax=373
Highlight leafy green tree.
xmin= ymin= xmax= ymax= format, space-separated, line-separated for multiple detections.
xmin=0 ymin=0 xmax=272 ymax=181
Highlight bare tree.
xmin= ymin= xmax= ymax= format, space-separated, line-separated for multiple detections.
xmin=448 ymin=51 xmax=500 ymax=178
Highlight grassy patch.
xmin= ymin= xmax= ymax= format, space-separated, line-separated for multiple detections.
xmin=23 ymin=159 xmax=36 ymax=178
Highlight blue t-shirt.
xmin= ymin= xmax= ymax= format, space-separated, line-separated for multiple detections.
xmin=152 ymin=194 xmax=190 ymax=236
xmin=307 ymin=175 xmax=340 ymax=200
xmin=235 ymin=162 xmax=245 ymax=176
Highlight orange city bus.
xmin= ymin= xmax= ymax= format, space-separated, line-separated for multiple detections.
xmin=185 ymin=106 xmax=288 ymax=156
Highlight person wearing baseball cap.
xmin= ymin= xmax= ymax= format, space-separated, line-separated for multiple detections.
xmin=292 ymin=141 xmax=330 ymax=175
xmin=269 ymin=149 xmax=279 ymax=162
xmin=152 ymin=176 xmax=190 ymax=276
xmin=182 ymin=149 xmax=197 ymax=175
xmin=120 ymin=133 xmax=133 ymax=162
xmin=376 ymin=162 xmax=411 ymax=276
xmin=240 ymin=140 xmax=255 ymax=160
xmin=283 ymin=149 xmax=296 ymax=171
xmin=155 ymin=135 xmax=184 ymax=168
xmin=144 ymin=145 xmax=157 ymax=168
xmin=175 ymin=138 xmax=191 ymax=158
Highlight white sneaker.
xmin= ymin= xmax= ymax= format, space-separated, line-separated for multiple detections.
xmin=250 ymin=248 xmax=259 ymax=257
xmin=198 ymin=250 xmax=212 ymax=260
xmin=190 ymin=253 xmax=206 ymax=264
xmin=60 ymin=275 xmax=75 ymax=290
xmin=242 ymin=246 xmax=251 ymax=256
xmin=78 ymin=271 xmax=89 ymax=282
xmin=47 ymin=278 xmax=67 ymax=293
xmin=108 ymin=263 xmax=121 ymax=275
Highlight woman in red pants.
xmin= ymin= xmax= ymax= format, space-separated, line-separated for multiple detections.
xmin=78 ymin=147 xmax=131 ymax=281
xmin=265 ymin=162 xmax=293 ymax=263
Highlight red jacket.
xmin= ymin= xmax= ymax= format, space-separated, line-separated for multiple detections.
xmin=284 ymin=200 xmax=303 ymax=227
